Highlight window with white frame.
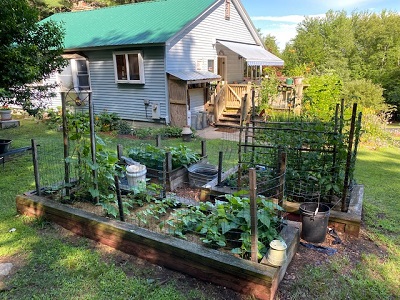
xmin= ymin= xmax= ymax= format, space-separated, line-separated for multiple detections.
xmin=113 ymin=51 xmax=145 ymax=84
xmin=74 ymin=59 xmax=90 ymax=90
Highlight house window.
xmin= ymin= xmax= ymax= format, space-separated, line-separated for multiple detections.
xmin=113 ymin=51 xmax=145 ymax=84
xmin=225 ymin=0 xmax=230 ymax=20
xmin=208 ymin=59 xmax=215 ymax=72
xmin=75 ymin=59 xmax=90 ymax=90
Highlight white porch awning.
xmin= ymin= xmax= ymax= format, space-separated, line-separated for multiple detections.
xmin=168 ymin=70 xmax=221 ymax=83
xmin=218 ymin=40 xmax=284 ymax=67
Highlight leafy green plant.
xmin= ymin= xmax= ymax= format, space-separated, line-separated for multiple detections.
xmin=96 ymin=110 xmax=120 ymax=131
xmin=166 ymin=192 xmax=283 ymax=259
xmin=258 ymin=67 xmax=281 ymax=113
xmin=131 ymin=126 xmax=184 ymax=139
xmin=116 ymin=120 xmax=132 ymax=135
xmin=128 ymin=144 xmax=200 ymax=170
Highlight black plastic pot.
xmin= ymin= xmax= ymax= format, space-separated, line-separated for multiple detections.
xmin=0 ymin=139 xmax=12 ymax=154
xmin=299 ymin=202 xmax=330 ymax=243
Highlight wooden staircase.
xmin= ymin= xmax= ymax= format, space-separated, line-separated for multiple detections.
xmin=216 ymin=107 xmax=242 ymax=127
xmin=213 ymin=82 xmax=252 ymax=128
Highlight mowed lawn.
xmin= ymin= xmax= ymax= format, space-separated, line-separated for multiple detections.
xmin=0 ymin=118 xmax=399 ymax=299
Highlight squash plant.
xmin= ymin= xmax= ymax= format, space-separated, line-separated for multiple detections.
xmin=166 ymin=192 xmax=283 ymax=259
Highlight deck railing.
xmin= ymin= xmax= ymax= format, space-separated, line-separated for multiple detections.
xmin=225 ymin=83 xmax=251 ymax=108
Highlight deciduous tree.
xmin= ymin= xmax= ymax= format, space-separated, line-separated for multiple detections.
xmin=0 ymin=0 xmax=66 ymax=115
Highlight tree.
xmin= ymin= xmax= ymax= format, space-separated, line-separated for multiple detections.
xmin=263 ymin=34 xmax=280 ymax=56
xmin=0 ymin=0 xmax=66 ymax=115
xmin=283 ymin=9 xmax=400 ymax=120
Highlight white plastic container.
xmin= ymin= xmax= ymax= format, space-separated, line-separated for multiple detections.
xmin=126 ymin=164 xmax=147 ymax=188
xmin=267 ymin=240 xmax=287 ymax=266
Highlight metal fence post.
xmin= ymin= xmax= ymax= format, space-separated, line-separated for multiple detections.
xmin=31 ymin=139 xmax=41 ymax=196
xmin=249 ymin=168 xmax=258 ymax=262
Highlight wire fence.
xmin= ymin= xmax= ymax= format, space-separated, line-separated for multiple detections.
xmin=115 ymin=166 xmax=285 ymax=261
xmin=31 ymin=129 xmax=284 ymax=262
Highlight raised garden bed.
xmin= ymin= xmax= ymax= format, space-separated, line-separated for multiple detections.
xmin=16 ymin=193 xmax=299 ymax=300
xmin=202 ymin=167 xmax=363 ymax=237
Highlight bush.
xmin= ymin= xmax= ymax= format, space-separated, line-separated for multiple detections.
xmin=116 ymin=120 xmax=132 ymax=135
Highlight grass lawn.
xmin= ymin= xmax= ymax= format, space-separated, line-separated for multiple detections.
xmin=0 ymin=118 xmax=240 ymax=300
xmin=1 ymin=118 xmax=399 ymax=299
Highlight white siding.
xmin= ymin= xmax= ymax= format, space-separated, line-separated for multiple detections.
xmin=42 ymin=71 xmax=62 ymax=109
xmin=166 ymin=1 xmax=257 ymax=83
xmin=85 ymin=47 xmax=167 ymax=122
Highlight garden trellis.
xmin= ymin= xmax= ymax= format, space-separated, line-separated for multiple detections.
xmin=237 ymin=96 xmax=362 ymax=212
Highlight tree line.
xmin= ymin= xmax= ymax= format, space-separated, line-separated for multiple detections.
xmin=280 ymin=10 xmax=400 ymax=120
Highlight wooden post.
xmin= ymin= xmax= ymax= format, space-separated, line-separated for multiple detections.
xmin=117 ymin=144 xmax=123 ymax=161
xmin=201 ymin=140 xmax=207 ymax=158
xmin=156 ymin=134 xmax=162 ymax=147
xmin=114 ymin=175 xmax=125 ymax=222
xmin=244 ymin=123 xmax=249 ymax=153
xmin=249 ymin=168 xmax=258 ymax=263
xmin=61 ymin=91 xmax=70 ymax=198
xmin=31 ymin=139 xmax=41 ymax=196
xmin=161 ymin=157 xmax=167 ymax=198
xmin=165 ymin=152 xmax=172 ymax=191
xmin=218 ymin=151 xmax=223 ymax=186
xmin=251 ymin=89 xmax=256 ymax=165
xmin=88 ymin=92 xmax=98 ymax=203
xmin=341 ymin=103 xmax=357 ymax=212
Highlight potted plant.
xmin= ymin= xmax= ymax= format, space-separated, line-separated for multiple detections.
xmin=0 ymin=105 xmax=12 ymax=121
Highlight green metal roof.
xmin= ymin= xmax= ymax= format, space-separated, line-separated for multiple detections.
xmin=43 ymin=0 xmax=216 ymax=50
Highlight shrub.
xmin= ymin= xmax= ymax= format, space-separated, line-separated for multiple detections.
xmin=116 ymin=120 xmax=132 ymax=135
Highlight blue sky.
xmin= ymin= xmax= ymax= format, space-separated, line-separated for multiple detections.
xmin=240 ymin=0 xmax=400 ymax=50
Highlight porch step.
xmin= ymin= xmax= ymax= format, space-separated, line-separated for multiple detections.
xmin=217 ymin=108 xmax=242 ymax=127
xmin=215 ymin=121 xmax=241 ymax=128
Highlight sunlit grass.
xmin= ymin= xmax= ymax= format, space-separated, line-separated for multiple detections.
xmin=2 ymin=119 xmax=399 ymax=299
xmin=0 ymin=119 xmax=237 ymax=300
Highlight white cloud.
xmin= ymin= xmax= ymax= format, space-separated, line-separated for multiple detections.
xmin=322 ymin=0 xmax=371 ymax=8
xmin=251 ymin=14 xmax=325 ymax=50
xmin=260 ymin=23 xmax=298 ymax=50
xmin=252 ymin=14 xmax=325 ymax=23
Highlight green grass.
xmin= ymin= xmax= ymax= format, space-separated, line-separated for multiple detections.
xmin=2 ymin=119 xmax=399 ymax=299
xmin=278 ymin=145 xmax=400 ymax=299
xmin=43 ymin=0 xmax=64 ymax=7
xmin=0 ymin=118 xmax=238 ymax=300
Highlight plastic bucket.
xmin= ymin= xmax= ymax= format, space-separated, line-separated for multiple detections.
xmin=188 ymin=163 xmax=218 ymax=187
xmin=126 ymin=164 xmax=147 ymax=188
xmin=267 ymin=240 xmax=287 ymax=266
xmin=299 ymin=202 xmax=330 ymax=243
xmin=0 ymin=139 xmax=12 ymax=154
